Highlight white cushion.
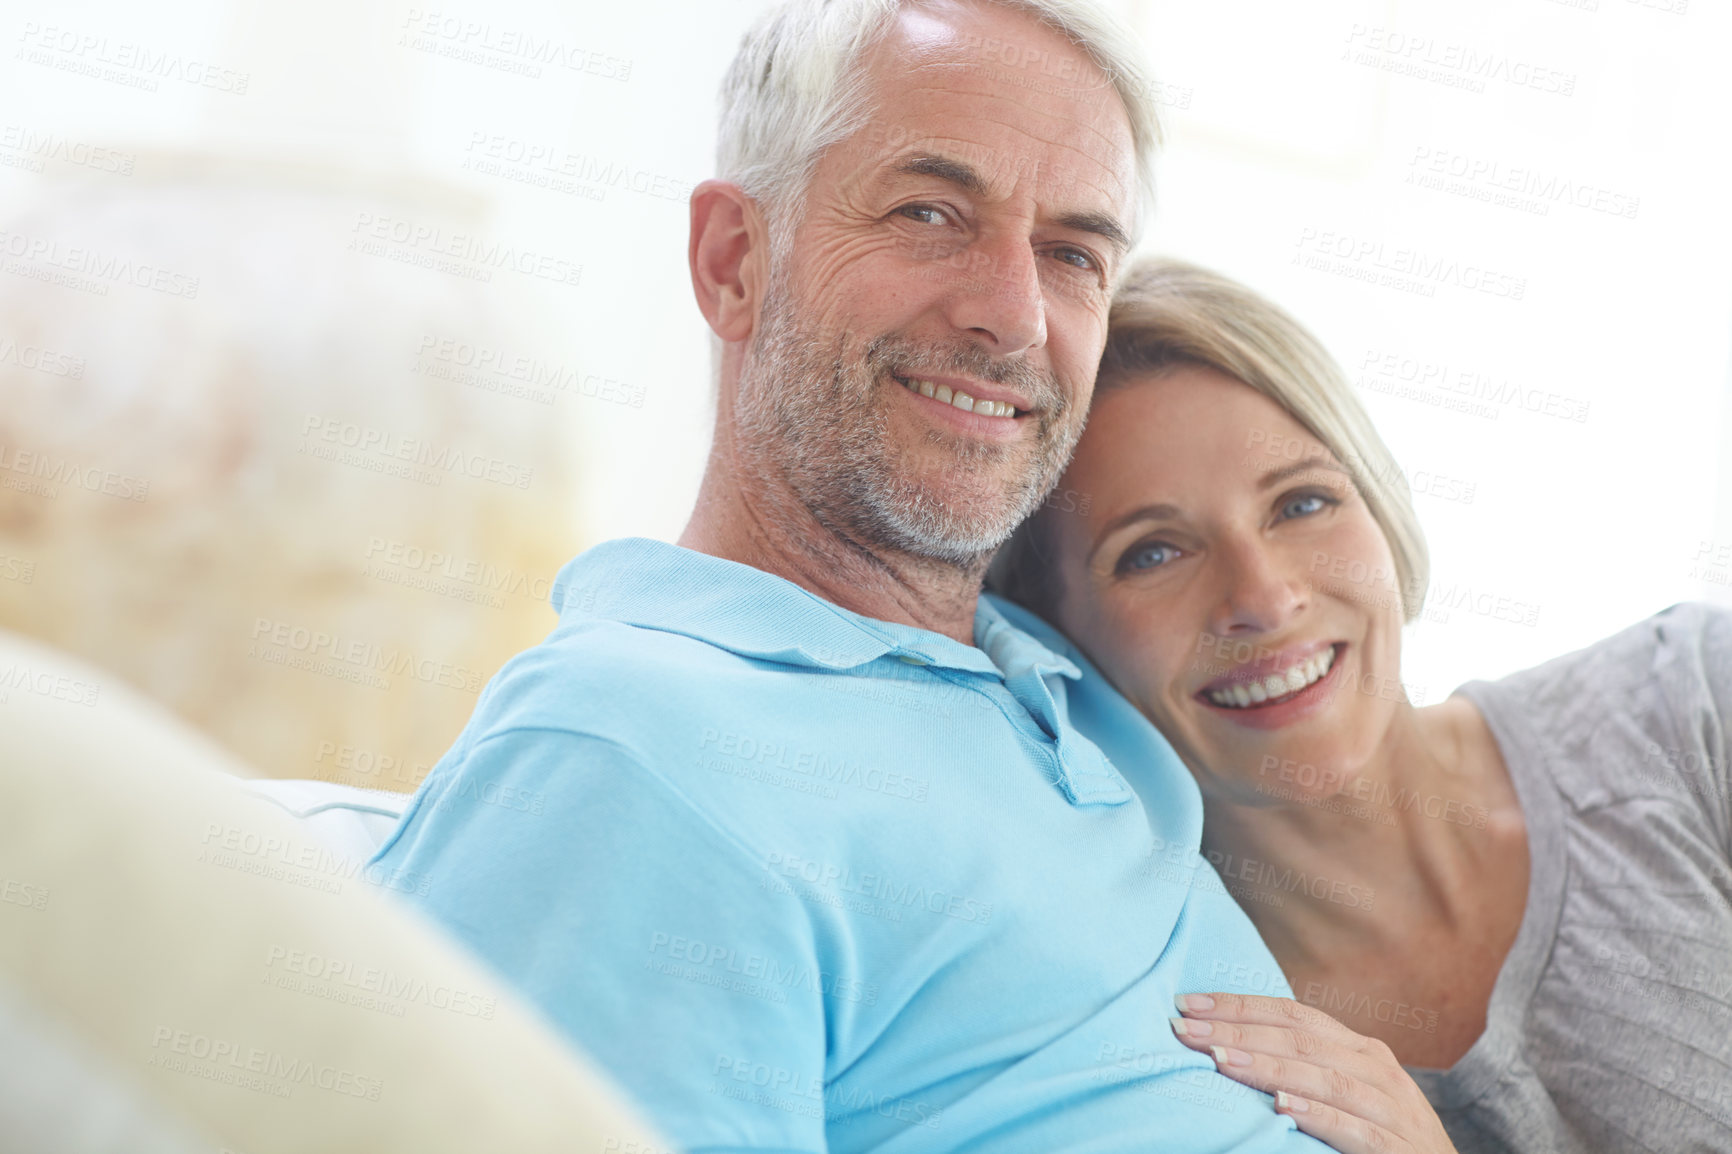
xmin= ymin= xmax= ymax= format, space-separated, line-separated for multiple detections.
xmin=239 ymin=779 xmax=410 ymax=861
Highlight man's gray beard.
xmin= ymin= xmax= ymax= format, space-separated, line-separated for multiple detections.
xmin=735 ymin=280 xmax=1083 ymax=568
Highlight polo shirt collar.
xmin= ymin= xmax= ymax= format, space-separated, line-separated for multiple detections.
xmin=551 ymin=537 xmax=1079 ymax=683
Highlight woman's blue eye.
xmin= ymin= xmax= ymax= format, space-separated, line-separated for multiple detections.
xmin=1122 ymin=542 xmax=1180 ymax=572
xmin=1282 ymin=494 xmax=1329 ymax=519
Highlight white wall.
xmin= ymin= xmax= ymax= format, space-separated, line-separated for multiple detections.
xmin=0 ymin=0 xmax=1727 ymax=719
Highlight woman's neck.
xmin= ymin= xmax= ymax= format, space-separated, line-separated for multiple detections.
xmin=1198 ymin=696 xmax=1523 ymax=972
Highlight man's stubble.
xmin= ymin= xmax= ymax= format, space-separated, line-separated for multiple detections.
xmin=734 ymin=270 xmax=1088 ymax=569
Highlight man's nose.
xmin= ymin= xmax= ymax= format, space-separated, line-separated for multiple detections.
xmin=942 ymin=235 xmax=1047 ymax=357
xmin=1208 ymin=537 xmax=1306 ymax=637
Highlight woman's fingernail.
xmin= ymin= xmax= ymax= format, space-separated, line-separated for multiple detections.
xmin=1175 ymin=993 xmax=1215 ymax=1013
xmin=1170 ymin=1017 xmax=1212 ymax=1038
xmin=1276 ymin=1090 xmax=1310 ymax=1113
xmin=1209 ymin=1045 xmax=1253 ymax=1068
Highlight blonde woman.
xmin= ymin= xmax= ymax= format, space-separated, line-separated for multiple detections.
xmin=992 ymin=259 xmax=1732 ymax=1153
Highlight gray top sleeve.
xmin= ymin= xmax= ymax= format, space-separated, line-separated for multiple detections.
xmin=1409 ymin=603 xmax=1732 ymax=1154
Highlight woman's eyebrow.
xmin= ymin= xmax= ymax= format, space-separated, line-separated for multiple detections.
xmin=1090 ymin=503 xmax=1183 ymax=559
xmin=1256 ymin=455 xmax=1351 ymax=490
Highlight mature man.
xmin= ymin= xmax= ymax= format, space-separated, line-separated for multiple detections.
xmin=372 ymin=1 xmax=1330 ymax=1151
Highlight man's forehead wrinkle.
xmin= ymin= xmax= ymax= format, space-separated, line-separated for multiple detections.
xmin=867 ymin=76 xmax=1133 ymax=175
xmin=885 ymin=111 xmax=1132 ymax=212
xmin=949 ymin=105 xmax=1130 ymax=180
xmin=879 ymin=67 xmax=1122 ymax=122
xmin=954 ymin=89 xmax=1133 ymax=165
xmin=861 ymin=100 xmax=1130 ymax=183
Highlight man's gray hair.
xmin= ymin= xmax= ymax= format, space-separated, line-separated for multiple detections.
xmin=717 ymin=0 xmax=1161 ymax=242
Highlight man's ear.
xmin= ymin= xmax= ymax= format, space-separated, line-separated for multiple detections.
xmin=689 ymin=180 xmax=772 ymax=343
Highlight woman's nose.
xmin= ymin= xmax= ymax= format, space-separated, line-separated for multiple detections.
xmin=1208 ymin=538 xmax=1307 ymax=637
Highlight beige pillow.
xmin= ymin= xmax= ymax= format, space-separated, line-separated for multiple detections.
xmin=0 ymin=630 xmax=670 ymax=1154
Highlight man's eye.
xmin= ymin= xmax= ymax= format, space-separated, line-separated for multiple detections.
xmin=898 ymin=204 xmax=947 ymax=226
xmin=1051 ymin=246 xmax=1097 ymax=272
xmin=1119 ymin=541 xmax=1181 ymax=573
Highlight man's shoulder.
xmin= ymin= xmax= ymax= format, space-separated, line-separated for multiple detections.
xmin=402 ymin=617 xmax=814 ymax=860
xmin=473 ymin=614 xmax=763 ymax=738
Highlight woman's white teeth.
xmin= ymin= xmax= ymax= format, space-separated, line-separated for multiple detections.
xmin=1207 ymin=647 xmax=1336 ymax=708
xmin=901 ymin=377 xmax=1015 ymax=418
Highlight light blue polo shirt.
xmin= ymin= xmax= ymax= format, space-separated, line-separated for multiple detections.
xmin=371 ymin=538 xmax=1328 ymax=1154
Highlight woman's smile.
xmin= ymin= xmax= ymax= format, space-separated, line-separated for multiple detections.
xmin=1194 ymin=641 xmax=1347 ymax=730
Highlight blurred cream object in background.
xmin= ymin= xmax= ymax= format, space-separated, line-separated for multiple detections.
xmin=0 ymin=157 xmax=578 ymax=786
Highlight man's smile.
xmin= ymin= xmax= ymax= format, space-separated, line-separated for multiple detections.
xmin=891 ymin=372 xmax=1029 ymax=418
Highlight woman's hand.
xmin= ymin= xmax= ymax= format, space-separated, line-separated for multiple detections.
xmin=1171 ymin=991 xmax=1457 ymax=1154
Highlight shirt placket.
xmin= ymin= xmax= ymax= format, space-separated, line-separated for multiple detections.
xmin=998 ymin=659 xmax=1131 ymax=809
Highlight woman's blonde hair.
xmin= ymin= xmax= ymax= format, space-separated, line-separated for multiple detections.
xmin=991 ymin=257 xmax=1429 ymax=622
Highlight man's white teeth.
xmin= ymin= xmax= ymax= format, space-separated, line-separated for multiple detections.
xmin=901 ymin=377 xmax=1016 ymax=418
xmin=1207 ymin=647 xmax=1336 ymax=709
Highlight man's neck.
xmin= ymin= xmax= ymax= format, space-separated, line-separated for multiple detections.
xmin=678 ymin=455 xmax=987 ymax=646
